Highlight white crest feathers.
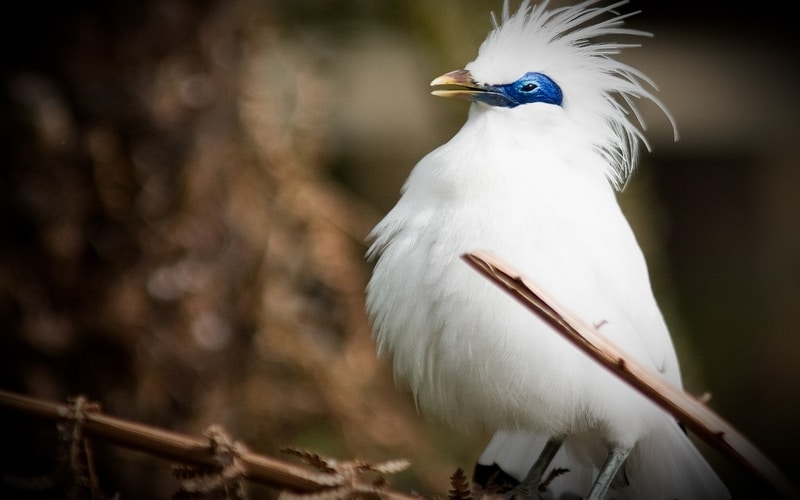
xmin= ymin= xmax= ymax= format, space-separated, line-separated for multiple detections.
xmin=467 ymin=0 xmax=676 ymax=188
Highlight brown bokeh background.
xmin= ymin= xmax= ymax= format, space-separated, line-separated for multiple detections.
xmin=1 ymin=1 xmax=797 ymax=498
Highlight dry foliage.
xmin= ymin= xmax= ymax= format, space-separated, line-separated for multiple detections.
xmin=0 ymin=390 xmax=418 ymax=499
xmin=0 ymin=0 xmax=448 ymax=497
xmin=447 ymin=469 xmax=471 ymax=500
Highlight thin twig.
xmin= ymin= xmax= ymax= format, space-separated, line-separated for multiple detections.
xmin=0 ymin=389 xmax=418 ymax=500
xmin=462 ymin=250 xmax=799 ymax=500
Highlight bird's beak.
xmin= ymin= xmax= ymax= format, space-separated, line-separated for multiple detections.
xmin=430 ymin=69 xmax=514 ymax=107
xmin=430 ymin=70 xmax=483 ymax=98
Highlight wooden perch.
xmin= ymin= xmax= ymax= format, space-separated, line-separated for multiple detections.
xmin=0 ymin=389 xmax=417 ymax=500
xmin=462 ymin=250 xmax=799 ymax=500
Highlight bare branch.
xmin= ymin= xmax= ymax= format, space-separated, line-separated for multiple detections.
xmin=0 ymin=389 xmax=418 ymax=499
xmin=462 ymin=250 xmax=799 ymax=500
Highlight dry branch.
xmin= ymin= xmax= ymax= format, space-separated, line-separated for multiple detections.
xmin=462 ymin=250 xmax=799 ymax=500
xmin=0 ymin=389 xmax=418 ymax=499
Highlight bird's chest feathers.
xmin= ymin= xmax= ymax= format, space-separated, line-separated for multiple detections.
xmin=409 ymin=111 xmax=612 ymax=241
xmin=370 ymin=110 xmax=656 ymax=431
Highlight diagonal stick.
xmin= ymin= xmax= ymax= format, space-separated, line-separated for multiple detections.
xmin=462 ymin=250 xmax=798 ymax=500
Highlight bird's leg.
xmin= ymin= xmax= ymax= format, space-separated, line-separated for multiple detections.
xmin=509 ymin=436 xmax=563 ymax=498
xmin=585 ymin=447 xmax=630 ymax=500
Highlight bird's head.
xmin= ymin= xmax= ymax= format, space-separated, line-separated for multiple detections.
xmin=429 ymin=0 xmax=676 ymax=189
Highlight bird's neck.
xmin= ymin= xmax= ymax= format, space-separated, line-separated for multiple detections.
xmin=450 ymin=104 xmax=611 ymax=190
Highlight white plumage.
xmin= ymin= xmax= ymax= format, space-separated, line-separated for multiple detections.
xmin=366 ymin=1 xmax=729 ymax=498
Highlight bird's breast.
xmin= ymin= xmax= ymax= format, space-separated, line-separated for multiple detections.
xmin=367 ymin=118 xmax=659 ymax=436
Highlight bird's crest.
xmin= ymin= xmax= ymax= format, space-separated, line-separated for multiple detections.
xmin=468 ymin=0 xmax=676 ymax=188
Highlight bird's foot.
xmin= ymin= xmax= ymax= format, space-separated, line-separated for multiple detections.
xmin=503 ymin=437 xmax=564 ymax=499
xmin=505 ymin=482 xmax=547 ymax=500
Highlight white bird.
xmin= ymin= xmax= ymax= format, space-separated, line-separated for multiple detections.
xmin=366 ymin=1 xmax=729 ymax=499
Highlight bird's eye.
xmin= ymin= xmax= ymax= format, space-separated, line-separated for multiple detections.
xmin=489 ymin=72 xmax=562 ymax=107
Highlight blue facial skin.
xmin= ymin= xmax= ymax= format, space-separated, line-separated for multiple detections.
xmin=473 ymin=72 xmax=563 ymax=108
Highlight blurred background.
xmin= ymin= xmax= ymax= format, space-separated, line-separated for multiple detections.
xmin=0 ymin=0 xmax=797 ymax=498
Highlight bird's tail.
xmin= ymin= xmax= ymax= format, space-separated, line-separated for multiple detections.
xmin=473 ymin=425 xmax=729 ymax=499
xmin=618 ymin=418 xmax=729 ymax=500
